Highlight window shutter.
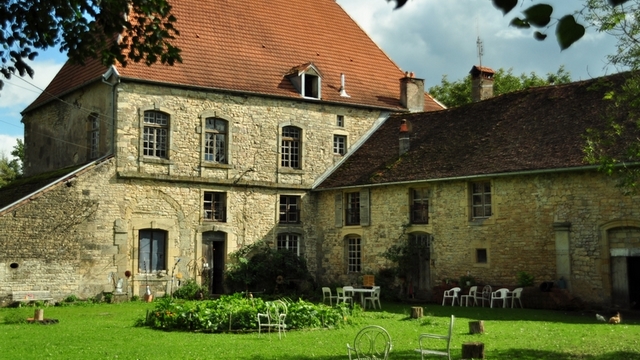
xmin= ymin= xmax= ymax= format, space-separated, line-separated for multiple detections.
xmin=334 ymin=193 xmax=343 ymax=228
xmin=360 ymin=188 xmax=370 ymax=226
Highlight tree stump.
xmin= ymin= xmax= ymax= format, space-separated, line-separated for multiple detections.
xmin=462 ymin=342 xmax=485 ymax=359
xmin=34 ymin=309 xmax=44 ymax=321
xmin=410 ymin=306 xmax=423 ymax=318
xmin=469 ymin=320 xmax=485 ymax=334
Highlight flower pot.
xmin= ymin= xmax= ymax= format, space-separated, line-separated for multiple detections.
xmin=144 ymin=294 xmax=154 ymax=302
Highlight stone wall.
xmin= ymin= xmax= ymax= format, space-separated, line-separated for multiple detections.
xmin=314 ymin=171 xmax=640 ymax=306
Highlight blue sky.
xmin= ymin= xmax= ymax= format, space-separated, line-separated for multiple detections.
xmin=0 ymin=0 xmax=620 ymax=158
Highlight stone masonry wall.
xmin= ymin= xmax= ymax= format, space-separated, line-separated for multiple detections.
xmin=314 ymin=171 xmax=640 ymax=306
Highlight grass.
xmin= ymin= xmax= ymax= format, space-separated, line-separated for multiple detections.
xmin=1 ymin=300 xmax=639 ymax=359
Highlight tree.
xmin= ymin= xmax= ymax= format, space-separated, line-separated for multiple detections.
xmin=10 ymin=138 xmax=24 ymax=176
xmin=0 ymin=153 xmax=20 ymax=187
xmin=0 ymin=0 xmax=182 ymax=91
xmin=389 ymin=0 xmax=630 ymax=50
xmin=428 ymin=66 xmax=572 ymax=108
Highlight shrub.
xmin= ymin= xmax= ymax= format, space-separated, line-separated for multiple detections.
xmin=64 ymin=294 xmax=79 ymax=303
xmin=172 ymin=280 xmax=207 ymax=300
xmin=517 ymin=271 xmax=535 ymax=287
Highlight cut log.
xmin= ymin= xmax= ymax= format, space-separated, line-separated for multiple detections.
xmin=462 ymin=342 xmax=485 ymax=359
xmin=410 ymin=306 xmax=423 ymax=318
xmin=469 ymin=320 xmax=485 ymax=334
xmin=34 ymin=309 xmax=44 ymax=321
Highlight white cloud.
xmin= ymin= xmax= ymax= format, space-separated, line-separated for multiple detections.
xmin=0 ymin=59 xmax=64 ymax=110
xmin=0 ymin=134 xmax=21 ymax=160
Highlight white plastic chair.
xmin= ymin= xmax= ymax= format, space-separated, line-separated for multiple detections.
xmin=510 ymin=287 xmax=523 ymax=308
xmin=322 ymin=287 xmax=338 ymax=306
xmin=415 ymin=315 xmax=455 ymax=360
xmin=364 ymin=286 xmax=381 ymax=309
xmin=347 ymin=325 xmax=392 ymax=360
xmin=257 ymin=300 xmax=287 ymax=339
xmin=475 ymin=285 xmax=492 ymax=307
xmin=441 ymin=287 xmax=460 ymax=306
xmin=459 ymin=286 xmax=477 ymax=307
xmin=490 ymin=288 xmax=510 ymax=308
xmin=336 ymin=287 xmax=353 ymax=306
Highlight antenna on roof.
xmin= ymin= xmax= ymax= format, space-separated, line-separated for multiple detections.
xmin=476 ymin=36 xmax=484 ymax=68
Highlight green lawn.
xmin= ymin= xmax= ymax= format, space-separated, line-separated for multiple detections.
xmin=1 ymin=300 xmax=639 ymax=359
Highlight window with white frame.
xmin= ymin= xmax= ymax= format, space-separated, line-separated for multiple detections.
xmin=281 ymin=126 xmax=301 ymax=169
xmin=410 ymin=188 xmax=429 ymax=224
xmin=204 ymin=117 xmax=228 ymax=163
xmin=333 ymin=135 xmax=347 ymax=155
xmin=347 ymin=236 xmax=361 ymax=273
xmin=204 ymin=191 xmax=227 ymax=222
xmin=139 ymin=229 xmax=167 ymax=272
xmin=279 ymin=195 xmax=300 ymax=224
xmin=471 ymin=181 xmax=492 ymax=219
xmin=143 ymin=110 xmax=169 ymax=158
xmin=88 ymin=112 xmax=99 ymax=159
xmin=277 ymin=233 xmax=300 ymax=255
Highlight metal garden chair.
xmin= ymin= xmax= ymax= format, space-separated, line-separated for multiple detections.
xmin=347 ymin=325 xmax=392 ymax=360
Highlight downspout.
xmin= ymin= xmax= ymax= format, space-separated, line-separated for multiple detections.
xmin=102 ymin=66 xmax=121 ymax=158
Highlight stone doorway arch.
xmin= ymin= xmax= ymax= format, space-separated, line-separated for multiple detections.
xmin=600 ymin=220 xmax=640 ymax=309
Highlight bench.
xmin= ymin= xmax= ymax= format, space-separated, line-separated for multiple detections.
xmin=11 ymin=290 xmax=54 ymax=306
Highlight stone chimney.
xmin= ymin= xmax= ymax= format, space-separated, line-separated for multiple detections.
xmin=400 ymin=72 xmax=424 ymax=113
xmin=470 ymin=65 xmax=495 ymax=102
xmin=399 ymin=119 xmax=410 ymax=156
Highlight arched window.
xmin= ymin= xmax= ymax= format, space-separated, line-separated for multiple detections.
xmin=139 ymin=229 xmax=167 ymax=272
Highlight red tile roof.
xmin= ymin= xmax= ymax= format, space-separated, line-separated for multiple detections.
xmin=24 ymin=0 xmax=443 ymax=113
xmin=316 ymin=73 xmax=633 ymax=189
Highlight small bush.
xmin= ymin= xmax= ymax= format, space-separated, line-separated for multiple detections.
xmin=64 ymin=294 xmax=79 ymax=303
xmin=172 ymin=280 xmax=207 ymax=300
xmin=517 ymin=271 xmax=535 ymax=287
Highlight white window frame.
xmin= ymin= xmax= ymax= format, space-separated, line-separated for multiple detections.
xmin=277 ymin=233 xmax=300 ymax=255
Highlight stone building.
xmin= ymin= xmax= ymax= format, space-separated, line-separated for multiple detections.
xmin=314 ymin=72 xmax=640 ymax=308
xmin=0 ymin=0 xmax=443 ymax=302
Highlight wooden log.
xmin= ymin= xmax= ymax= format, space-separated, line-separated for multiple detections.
xmin=469 ymin=320 xmax=485 ymax=334
xmin=410 ymin=306 xmax=423 ymax=318
xmin=34 ymin=309 xmax=44 ymax=321
xmin=462 ymin=342 xmax=485 ymax=359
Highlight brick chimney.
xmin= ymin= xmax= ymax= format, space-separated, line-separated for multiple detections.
xmin=470 ymin=65 xmax=495 ymax=102
xmin=400 ymin=72 xmax=424 ymax=113
xmin=399 ymin=119 xmax=410 ymax=156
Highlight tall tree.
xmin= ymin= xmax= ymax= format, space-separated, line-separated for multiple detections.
xmin=428 ymin=66 xmax=571 ymax=108
xmin=0 ymin=153 xmax=20 ymax=187
xmin=10 ymin=138 xmax=24 ymax=176
xmin=0 ymin=0 xmax=182 ymax=90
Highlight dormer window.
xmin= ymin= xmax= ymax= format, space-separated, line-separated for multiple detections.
xmin=287 ymin=63 xmax=322 ymax=100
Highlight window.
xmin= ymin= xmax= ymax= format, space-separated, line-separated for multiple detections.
xmin=345 ymin=192 xmax=360 ymax=225
xmin=411 ymin=188 xmax=429 ymax=224
xmin=143 ymin=110 xmax=169 ymax=158
xmin=408 ymin=233 xmax=431 ymax=259
xmin=281 ymin=126 xmax=301 ymax=169
xmin=139 ymin=229 xmax=167 ymax=272
xmin=88 ymin=113 xmax=99 ymax=159
xmin=336 ymin=115 xmax=344 ymax=127
xmin=347 ymin=236 xmax=362 ymax=273
xmin=277 ymin=233 xmax=300 ymax=255
xmin=303 ymin=73 xmax=320 ymax=99
xmin=279 ymin=195 xmax=300 ymax=224
xmin=471 ymin=181 xmax=492 ymax=219
xmin=204 ymin=192 xmax=227 ymax=222
xmin=204 ymin=117 xmax=227 ymax=163
xmin=476 ymin=248 xmax=488 ymax=264
xmin=334 ymin=135 xmax=347 ymax=155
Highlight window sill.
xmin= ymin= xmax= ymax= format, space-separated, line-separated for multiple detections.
xmin=141 ymin=157 xmax=172 ymax=165
xmin=279 ymin=168 xmax=305 ymax=175
xmin=469 ymin=217 xmax=494 ymax=226
xmin=201 ymin=162 xmax=232 ymax=169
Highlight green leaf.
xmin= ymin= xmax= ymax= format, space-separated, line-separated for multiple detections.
xmin=534 ymin=31 xmax=547 ymax=41
xmin=492 ymin=0 xmax=518 ymax=15
xmin=510 ymin=17 xmax=531 ymax=29
xmin=556 ymin=15 xmax=585 ymax=50
xmin=608 ymin=0 xmax=630 ymax=6
xmin=523 ymin=4 xmax=553 ymax=27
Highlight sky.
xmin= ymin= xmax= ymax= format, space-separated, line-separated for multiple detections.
xmin=0 ymin=0 xmax=621 ymax=159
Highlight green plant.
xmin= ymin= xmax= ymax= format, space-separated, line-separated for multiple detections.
xmin=459 ymin=275 xmax=476 ymax=287
xmin=103 ymin=292 xmax=114 ymax=304
xmin=64 ymin=294 xmax=79 ymax=303
xmin=516 ymin=271 xmax=535 ymax=287
xmin=171 ymin=280 xmax=207 ymax=300
xmin=130 ymin=295 xmax=140 ymax=302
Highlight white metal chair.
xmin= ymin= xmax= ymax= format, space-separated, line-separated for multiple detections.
xmin=415 ymin=315 xmax=455 ymax=360
xmin=441 ymin=287 xmax=460 ymax=306
xmin=257 ymin=300 xmax=287 ymax=339
xmin=322 ymin=287 xmax=338 ymax=306
xmin=347 ymin=325 xmax=392 ymax=360
xmin=490 ymin=288 xmax=510 ymax=308
xmin=459 ymin=286 xmax=477 ymax=307
xmin=336 ymin=287 xmax=353 ymax=306
xmin=475 ymin=285 xmax=492 ymax=307
xmin=510 ymin=287 xmax=523 ymax=308
xmin=363 ymin=286 xmax=381 ymax=310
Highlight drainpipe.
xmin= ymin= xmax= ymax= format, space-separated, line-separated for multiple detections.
xmin=102 ymin=66 xmax=121 ymax=158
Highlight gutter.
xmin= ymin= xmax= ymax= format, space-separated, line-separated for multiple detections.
xmin=102 ymin=66 xmax=121 ymax=157
xmin=313 ymin=164 xmax=609 ymax=192
xmin=312 ymin=111 xmax=391 ymax=189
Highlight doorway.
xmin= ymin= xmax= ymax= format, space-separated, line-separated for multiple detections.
xmin=202 ymin=231 xmax=226 ymax=295
xmin=628 ymin=257 xmax=640 ymax=310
